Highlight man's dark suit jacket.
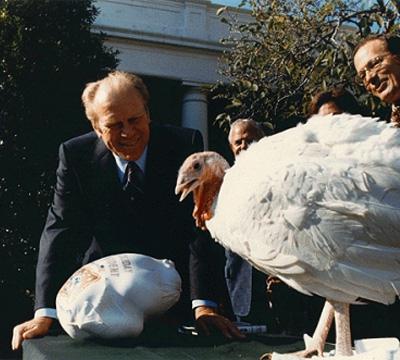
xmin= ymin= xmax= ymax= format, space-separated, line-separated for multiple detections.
xmin=35 ymin=123 xmax=219 ymax=321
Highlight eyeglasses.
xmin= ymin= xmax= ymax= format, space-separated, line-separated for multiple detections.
xmin=355 ymin=54 xmax=391 ymax=85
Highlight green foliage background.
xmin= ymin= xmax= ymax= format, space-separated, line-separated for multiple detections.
xmin=0 ymin=0 xmax=118 ymax=351
xmin=213 ymin=0 xmax=400 ymax=132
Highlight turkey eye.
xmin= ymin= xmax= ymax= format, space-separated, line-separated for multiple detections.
xmin=193 ymin=162 xmax=201 ymax=171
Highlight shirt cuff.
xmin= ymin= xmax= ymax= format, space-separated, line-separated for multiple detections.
xmin=192 ymin=299 xmax=218 ymax=309
xmin=35 ymin=308 xmax=58 ymax=319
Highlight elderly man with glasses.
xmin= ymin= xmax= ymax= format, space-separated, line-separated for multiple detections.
xmin=353 ymin=34 xmax=400 ymax=126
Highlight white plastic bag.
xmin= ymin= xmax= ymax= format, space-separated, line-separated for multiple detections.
xmin=56 ymin=253 xmax=181 ymax=339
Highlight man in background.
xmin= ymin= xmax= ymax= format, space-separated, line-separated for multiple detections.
xmin=225 ymin=119 xmax=324 ymax=337
xmin=226 ymin=119 xmax=267 ymax=323
xmin=308 ymin=87 xmax=361 ymax=116
xmin=353 ymin=34 xmax=400 ymax=125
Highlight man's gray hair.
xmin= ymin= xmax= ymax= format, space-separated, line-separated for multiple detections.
xmin=228 ymin=118 xmax=265 ymax=143
xmin=81 ymin=71 xmax=149 ymax=126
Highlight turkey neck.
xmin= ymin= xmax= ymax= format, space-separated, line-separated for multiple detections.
xmin=193 ymin=172 xmax=225 ymax=222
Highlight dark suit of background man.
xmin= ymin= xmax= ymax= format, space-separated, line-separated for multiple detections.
xmin=12 ymin=71 xmax=226 ymax=349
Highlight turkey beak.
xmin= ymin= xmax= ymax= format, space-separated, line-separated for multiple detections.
xmin=175 ymin=176 xmax=198 ymax=202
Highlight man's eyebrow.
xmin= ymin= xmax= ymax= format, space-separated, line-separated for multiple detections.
xmin=103 ymin=120 xmax=121 ymax=128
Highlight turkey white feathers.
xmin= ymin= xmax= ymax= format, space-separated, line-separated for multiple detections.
xmin=176 ymin=113 xmax=400 ymax=357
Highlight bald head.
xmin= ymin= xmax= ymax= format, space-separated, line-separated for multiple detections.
xmin=228 ymin=119 xmax=265 ymax=157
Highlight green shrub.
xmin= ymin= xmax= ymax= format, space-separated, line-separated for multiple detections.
xmin=213 ymin=0 xmax=399 ymax=131
xmin=0 ymin=0 xmax=118 ymax=348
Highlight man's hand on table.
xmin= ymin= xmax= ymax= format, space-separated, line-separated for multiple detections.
xmin=12 ymin=316 xmax=53 ymax=350
xmin=194 ymin=306 xmax=245 ymax=340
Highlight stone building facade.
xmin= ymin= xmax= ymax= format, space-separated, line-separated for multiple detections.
xmin=94 ymin=0 xmax=248 ymax=147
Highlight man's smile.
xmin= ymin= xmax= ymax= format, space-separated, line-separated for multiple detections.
xmin=375 ymin=79 xmax=388 ymax=93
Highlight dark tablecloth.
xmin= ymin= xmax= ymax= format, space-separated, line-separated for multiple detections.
xmin=22 ymin=327 xmax=314 ymax=360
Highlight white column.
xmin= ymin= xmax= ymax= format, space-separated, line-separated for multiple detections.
xmin=181 ymin=85 xmax=209 ymax=149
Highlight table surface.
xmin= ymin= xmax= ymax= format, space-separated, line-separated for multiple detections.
xmin=23 ymin=327 xmax=321 ymax=360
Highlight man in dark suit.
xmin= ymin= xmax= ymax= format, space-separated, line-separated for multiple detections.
xmin=12 ymin=71 xmax=237 ymax=349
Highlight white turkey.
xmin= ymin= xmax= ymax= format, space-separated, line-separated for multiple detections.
xmin=175 ymin=114 xmax=400 ymax=359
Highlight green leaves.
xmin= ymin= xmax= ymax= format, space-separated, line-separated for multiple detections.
xmin=0 ymin=0 xmax=119 ymax=315
xmin=212 ymin=0 xmax=399 ymax=131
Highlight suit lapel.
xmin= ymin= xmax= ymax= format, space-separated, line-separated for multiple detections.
xmin=92 ymin=136 xmax=121 ymax=193
xmin=146 ymin=124 xmax=165 ymax=187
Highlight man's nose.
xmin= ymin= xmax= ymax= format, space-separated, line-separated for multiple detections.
xmin=364 ymin=69 xmax=379 ymax=87
xmin=240 ymin=141 xmax=248 ymax=151
xmin=121 ymin=122 xmax=134 ymax=137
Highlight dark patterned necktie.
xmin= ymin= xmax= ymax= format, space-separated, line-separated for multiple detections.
xmin=123 ymin=161 xmax=145 ymax=201
xmin=391 ymin=104 xmax=400 ymax=128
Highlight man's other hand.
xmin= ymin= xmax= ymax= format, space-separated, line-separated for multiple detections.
xmin=12 ymin=317 xmax=53 ymax=350
xmin=194 ymin=306 xmax=245 ymax=339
